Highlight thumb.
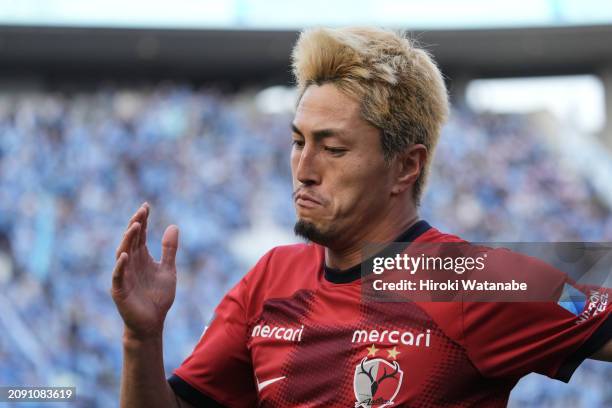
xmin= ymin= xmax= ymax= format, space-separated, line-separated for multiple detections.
xmin=161 ymin=225 xmax=179 ymax=269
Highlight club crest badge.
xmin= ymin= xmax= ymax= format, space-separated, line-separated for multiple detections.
xmin=354 ymin=357 xmax=403 ymax=408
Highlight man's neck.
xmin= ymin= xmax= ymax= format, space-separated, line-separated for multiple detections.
xmin=324 ymin=211 xmax=419 ymax=271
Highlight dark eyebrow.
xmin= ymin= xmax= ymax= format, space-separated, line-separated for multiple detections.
xmin=291 ymin=123 xmax=345 ymax=140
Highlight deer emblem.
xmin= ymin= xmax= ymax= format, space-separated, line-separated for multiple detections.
xmin=354 ymin=357 xmax=404 ymax=408
xmin=358 ymin=358 xmax=399 ymax=396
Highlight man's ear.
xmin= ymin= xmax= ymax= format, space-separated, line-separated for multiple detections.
xmin=391 ymin=144 xmax=427 ymax=195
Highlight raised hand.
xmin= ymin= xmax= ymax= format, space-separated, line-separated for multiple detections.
xmin=110 ymin=203 xmax=179 ymax=340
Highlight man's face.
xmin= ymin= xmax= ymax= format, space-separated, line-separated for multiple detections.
xmin=291 ymin=83 xmax=395 ymax=247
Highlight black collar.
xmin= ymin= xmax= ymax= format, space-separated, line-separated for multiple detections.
xmin=323 ymin=220 xmax=431 ymax=284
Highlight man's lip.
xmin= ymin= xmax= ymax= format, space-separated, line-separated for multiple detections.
xmin=295 ymin=193 xmax=322 ymax=205
xmin=295 ymin=197 xmax=320 ymax=209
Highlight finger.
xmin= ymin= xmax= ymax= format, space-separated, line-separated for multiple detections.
xmin=116 ymin=222 xmax=139 ymax=259
xmin=125 ymin=208 xmax=141 ymax=230
xmin=161 ymin=225 xmax=179 ymax=269
xmin=130 ymin=222 xmax=141 ymax=254
xmin=139 ymin=203 xmax=149 ymax=248
xmin=125 ymin=204 xmax=147 ymax=231
xmin=116 ymin=222 xmax=140 ymax=259
xmin=115 ymin=228 xmax=130 ymax=259
xmin=111 ymin=252 xmax=128 ymax=291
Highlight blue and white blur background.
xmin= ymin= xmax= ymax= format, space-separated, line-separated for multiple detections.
xmin=1 ymin=1 xmax=612 ymax=406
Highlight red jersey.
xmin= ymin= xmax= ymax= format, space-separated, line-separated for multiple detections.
xmin=169 ymin=221 xmax=611 ymax=407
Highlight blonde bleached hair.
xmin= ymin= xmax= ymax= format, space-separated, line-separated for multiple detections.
xmin=291 ymin=26 xmax=449 ymax=204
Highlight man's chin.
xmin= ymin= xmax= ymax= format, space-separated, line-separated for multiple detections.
xmin=294 ymin=219 xmax=333 ymax=246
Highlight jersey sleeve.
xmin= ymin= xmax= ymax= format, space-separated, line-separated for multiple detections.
xmin=168 ymin=250 xmax=273 ymax=407
xmin=461 ymin=249 xmax=611 ymax=382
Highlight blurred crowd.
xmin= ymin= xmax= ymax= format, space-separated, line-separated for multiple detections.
xmin=0 ymin=84 xmax=610 ymax=407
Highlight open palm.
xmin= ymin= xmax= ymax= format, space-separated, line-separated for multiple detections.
xmin=110 ymin=203 xmax=179 ymax=339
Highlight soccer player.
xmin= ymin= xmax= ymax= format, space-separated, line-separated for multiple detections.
xmin=110 ymin=27 xmax=612 ymax=407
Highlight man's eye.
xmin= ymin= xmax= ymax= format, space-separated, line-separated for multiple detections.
xmin=324 ymin=147 xmax=347 ymax=155
xmin=291 ymin=140 xmax=304 ymax=148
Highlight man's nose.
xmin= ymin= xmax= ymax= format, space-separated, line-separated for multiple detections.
xmin=295 ymin=144 xmax=321 ymax=186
